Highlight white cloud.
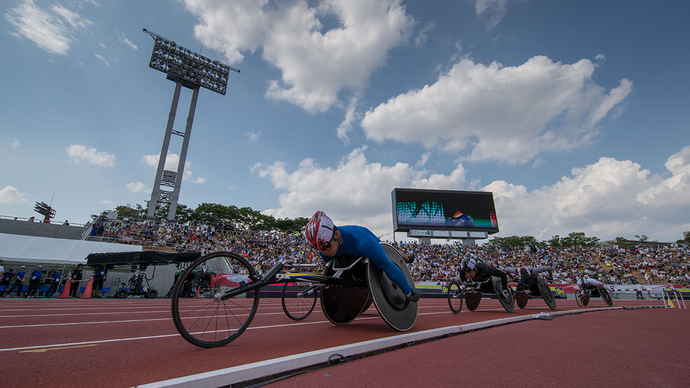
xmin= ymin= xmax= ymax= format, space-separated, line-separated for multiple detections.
xmin=416 ymin=152 xmax=432 ymax=168
xmin=11 ymin=138 xmax=20 ymax=148
xmin=4 ymin=1 xmax=93 ymax=56
xmin=254 ymin=146 xmax=690 ymax=242
xmin=0 ymin=186 xmax=28 ymax=204
xmin=94 ymin=54 xmax=110 ymax=66
xmin=414 ymin=22 xmax=435 ymax=48
xmin=361 ymin=55 xmax=633 ymax=164
xmin=142 ymin=153 xmax=205 ymax=183
xmin=126 ymin=182 xmax=146 ymax=193
xmin=336 ymin=92 xmax=362 ymax=141
xmin=50 ymin=4 xmax=93 ymax=30
xmin=183 ymin=0 xmax=414 ymax=113
xmin=66 ymin=144 xmax=116 ymax=166
xmin=253 ymin=146 xmax=468 ymax=235
xmin=5 ymin=0 xmax=72 ymax=55
xmin=475 ymin=0 xmax=510 ymax=30
xmin=118 ymin=34 xmax=138 ymax=51
xmin=486 ymin=147 xmax=690 ymax=242
xmin=246 ymin=131 xmax=261 ymax=141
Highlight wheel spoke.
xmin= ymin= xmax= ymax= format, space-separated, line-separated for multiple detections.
xmin=172 ymin=252 xmax=259 ymax=347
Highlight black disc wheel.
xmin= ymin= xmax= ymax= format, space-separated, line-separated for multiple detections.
xmin=516 ymin=292 xmax=528 ymax=309
xmin=359 ymin=293 xmax=373 ymax=315
xmin=465 ymin=290 xmax=482 ymax=311
xmin=576 ymin=291 xmax=590 ymax=307
xmin=115 ymin=289 xmax=128 ymax=299
xmin=282 ymin=282 xmax=317 ymax=321
xmin=537 ymin=278 xmax=557 ymax=310
xmin=600 ymin=287 xmax=614 ymax=307
xmin=171 ymin=251 xmax=260 ymax=348
xmin=492 ymin=277 xmax=515 ymax=313
xmin=447 ymin=280 xmax=464 ymax=314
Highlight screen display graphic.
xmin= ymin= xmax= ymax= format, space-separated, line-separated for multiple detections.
xmin=392 ymin=188 xmax=499 ymax=233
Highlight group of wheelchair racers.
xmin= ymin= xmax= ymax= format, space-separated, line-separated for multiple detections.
xmin=171 ymin=211 xmax=615 ymax=348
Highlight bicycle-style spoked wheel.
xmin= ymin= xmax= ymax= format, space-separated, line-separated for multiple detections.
xmin=575 ymin=291 xmax=584 ymax=307
xmin=282 ymin=282 xmax=317 ymax=321
xmin=599 ymin=287 xmax=614 ymax=307
xmin=171 ymin=252 xmax=260 ymax=348
xmin=447 ymin=280 xmax=464 ymax=314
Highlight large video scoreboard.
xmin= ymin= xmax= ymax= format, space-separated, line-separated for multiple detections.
xmin=391 ymin=188 xmax=499 ymax=234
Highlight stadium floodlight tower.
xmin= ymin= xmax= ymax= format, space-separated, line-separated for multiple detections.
xmin=143 ymin=28 xmax=239 ymax=221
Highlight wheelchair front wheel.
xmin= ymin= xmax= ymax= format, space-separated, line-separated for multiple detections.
xmin=282 ymin=282 xmax=317 ymax=321
xmin=447 ymin=280 xmax=464 ymax=314
xmin=171 ymin=252 xmax=260 ymax=348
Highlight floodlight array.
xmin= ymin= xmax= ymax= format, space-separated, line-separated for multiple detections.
xmin=144 ymin=29 xmax=236 ymax=95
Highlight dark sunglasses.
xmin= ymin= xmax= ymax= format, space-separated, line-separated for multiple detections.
xmin=320 ymin=237 xmax=336 ymax=251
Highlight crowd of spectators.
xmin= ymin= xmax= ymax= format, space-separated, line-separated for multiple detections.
xmin=394 ymin=242 xmax=690 ymax=286
xmin=85 ymin=216 xmax=690 ymax=287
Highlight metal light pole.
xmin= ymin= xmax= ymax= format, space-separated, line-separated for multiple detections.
xmin=143 ymin=29 xmax=239 ymax=220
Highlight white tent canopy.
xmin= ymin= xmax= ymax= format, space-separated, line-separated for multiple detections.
xmin=0 ymin=233 xmax=142 ymax=265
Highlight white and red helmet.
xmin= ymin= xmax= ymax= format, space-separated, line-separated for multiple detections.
xmin=518 ymin=266 xmax=530 ymax=278
xmin=304 ymin=211 xmax=336 ymax=251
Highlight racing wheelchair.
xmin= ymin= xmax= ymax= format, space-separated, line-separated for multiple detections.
xmin=446 ymin=275 xmax=515 ymax=314
xmin=170 ymin=243 xmax=417 ymax=348
xmin=504 ymin=267 xmax=557 ymax=310
xmin=574 ymin=273 xmax=614 ymax=307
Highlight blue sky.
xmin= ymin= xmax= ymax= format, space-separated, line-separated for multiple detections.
xmin=1 ymin=0 xmax=689 ymax=243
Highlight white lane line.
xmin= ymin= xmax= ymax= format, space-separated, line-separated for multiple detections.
xmin=0 ymin=310 xmax=304 ymax=329
xmin=0 ymin=310 xmax=466 ymax=352
xmin=0 ymin=318 xmax=173 ymax=329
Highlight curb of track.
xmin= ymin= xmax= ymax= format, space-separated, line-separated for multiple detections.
xmin=138 ymin=305 xmax=662 ymax=388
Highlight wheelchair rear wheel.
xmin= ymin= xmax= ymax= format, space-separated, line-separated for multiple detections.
xmin=600 ymin=287 xmax=614 ymax=307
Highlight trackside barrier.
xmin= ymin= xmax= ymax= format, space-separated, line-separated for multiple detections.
xmin=663 ymin=290 xmax=686 ymax=309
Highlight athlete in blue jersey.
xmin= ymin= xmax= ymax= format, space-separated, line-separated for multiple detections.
xmin=304 ymin=211 xmax=422 ymax=302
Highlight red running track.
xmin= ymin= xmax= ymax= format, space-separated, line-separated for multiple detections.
xmin=0 ymin=297 xmax=686 ymax=387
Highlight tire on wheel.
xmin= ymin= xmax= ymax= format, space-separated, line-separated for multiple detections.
xmin=145 ymin=289 xmax=158 ymax=299
xmin=282 ymin=282 xmax=317 ymax=321
xmin=465 ymin=290 xmax=482 ymax=311
xmin=115 ymin=289 xmax=128 ymax=299
xmin=171 ymin=251 xmax=260 ymax=348
xmin=537 ymin=278 xmax=557 ymax=310
xmin=599 ymin=287 xmax=614 ymax=307
xmin=447 ymin=280 xmax=464 ymax=314
xmin=492 ymin=276 xmax=514 ymax=313
xmin=577 ymin=292 xmax=591 ymax=307
xmin=515 ymin=291 xmax=528 ymax=309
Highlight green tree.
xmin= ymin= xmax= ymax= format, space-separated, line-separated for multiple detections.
xmin=560 ymin=232 xmax=600 ymax=247
xmin=114 ymin=204 xmax=145 ymax=219
xmin=489 ymin=235 xmax=541 ymax=248
xmin=614 ymin=237 xmax=630 ymax=248
xmin=548 ymin=235 xmax=562 ymax=248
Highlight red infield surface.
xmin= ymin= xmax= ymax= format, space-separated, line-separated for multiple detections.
xmin=0 ymin=296 xmax=687 ymax=388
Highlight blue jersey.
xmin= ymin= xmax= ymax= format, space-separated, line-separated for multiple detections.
xmin=319 ymin=225 xmax=412 ymax=294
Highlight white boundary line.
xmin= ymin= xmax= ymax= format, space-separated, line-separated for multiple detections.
xmin=138 ymin=307 xmax=621 ymax=388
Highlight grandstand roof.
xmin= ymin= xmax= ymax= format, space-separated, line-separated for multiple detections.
xmin=0 ymin=233 xmax=142 ymax=265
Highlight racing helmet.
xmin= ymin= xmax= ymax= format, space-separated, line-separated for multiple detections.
xmin=461 ymin=257 xmax=477 ymax=273
xmin=304 ymin=211 xmax=336 ymax=251
xmin=518 ymin=266 xmax=530 ymax=278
